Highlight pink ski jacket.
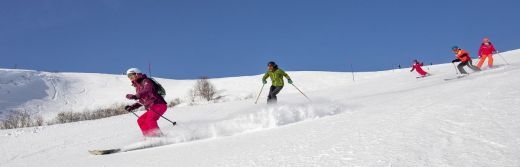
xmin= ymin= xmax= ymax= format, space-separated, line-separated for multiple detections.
xmin=130 ymin=74 xmax=166 ymax=109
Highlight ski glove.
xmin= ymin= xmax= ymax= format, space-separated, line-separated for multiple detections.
xmin=262 ymin=80 xmax=267 ymax=84
xmin=126 ymin=94 xmax=138 ymax=100
xmin=124 ymin=103 xmax=141 ymax=112
xmin=124 ymin=105 xmax=135 ymax=112
xmin=287 ymin=79 xmax=293 ymax=84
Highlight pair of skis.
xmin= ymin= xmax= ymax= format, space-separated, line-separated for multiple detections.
xmin=89 ymin=135 xmax=174 ymax=155
xmin=89 ymin=149 xmax=121 ymax=155
xmin=90 ymin=122 xmax=176 ymax=155
xmin=416 ymin=73 xmax=465 ymax=80
xmin=443 ymin=75 xmax=467 ymax=81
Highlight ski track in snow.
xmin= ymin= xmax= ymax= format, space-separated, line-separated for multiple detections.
xmin=166 ymin=102 xmax=347 ymax=144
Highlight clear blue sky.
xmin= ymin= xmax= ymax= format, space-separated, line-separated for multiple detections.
xmin=1 ymin=0 xmax=518 ymax=79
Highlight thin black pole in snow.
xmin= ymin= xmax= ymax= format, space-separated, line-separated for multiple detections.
xmin=350 ymin=64 xmax=355 ymax=82
xmin=492 ymin=40 xmax=510 ymax=65
xmin=496 ymin=50 xmax=510 ymax=65
xmin=291 ymin=83 xmax=311 ymax=102
xmin=254 ymin=84 xmax=265 ymax=104
xmin=129 ymin=109 xmax=176 ymax=126
xmin=452 ymin=63 xmax=459 ymax=75
xmin=148 ymin=61 xmax=152 ymax=77
xmin=129 ymin=103 xmax=177 ymax=126
xmin=149 ymin=109 xmax=176 ymax=126
xmin=129 ymin=111 xmax=139 ymax=118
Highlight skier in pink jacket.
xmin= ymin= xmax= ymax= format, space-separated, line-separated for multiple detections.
xmin=124 ymin=68 xmax=167 ymax=137
xmin=410 ymin=59 xmax=429 ymax=77
xmin=477 ymin=37 xmax=497 ymax=69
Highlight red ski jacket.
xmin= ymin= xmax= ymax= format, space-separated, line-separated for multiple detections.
xmin=478 ymin=42 xmax=496 ymax=57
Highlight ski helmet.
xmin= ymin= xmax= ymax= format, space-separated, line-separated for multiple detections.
xmin=451 ymin=46 xmax=459 ymax=51
xmin=126 ymin=68 xmax=142 ymax=75
xmin=267 ymin=61 xmax=277 ymax=67
xmin=482 ymin=37 xmax=490 ymax=43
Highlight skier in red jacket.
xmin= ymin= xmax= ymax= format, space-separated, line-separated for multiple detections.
xmin=410 ymin=59 xmax=429 ymax=77
xmin=477 ymin=37 xmax=497 ymax=69
xmin=124 ymin=68 xmax=168 ymax=137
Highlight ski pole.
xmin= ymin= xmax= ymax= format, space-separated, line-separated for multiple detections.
xmin=129 ymin=104 xmax=176 ymax=126
xmin=129 ymin=110 xmax=139 ymax=117
xmin=350 ymin=64 xmax=355 ymax=82
xmin=291 ymin=83 xmax=311 ymax=102
xmin=150 ymin=109 xmax=176 ymax=126
xmin=452 ymin=63 xmax=459 ymax=75
xmin=496 ymin=51 xmax=510 ymax=65
xmin=254 ymin=84 xmax=265 ymax=104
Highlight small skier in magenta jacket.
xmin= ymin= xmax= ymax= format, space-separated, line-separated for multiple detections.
xmin=124 ymin=68 xmax=167 ymax=137
xmin=410 ymin=59 xmax=429 ymax=77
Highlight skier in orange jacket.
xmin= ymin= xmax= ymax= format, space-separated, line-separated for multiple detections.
xmin=451 ymin=46 xmax=480 ymax=75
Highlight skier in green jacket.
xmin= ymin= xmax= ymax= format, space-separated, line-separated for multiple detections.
xmin=262 ymin=61 xmax=292 ymax=104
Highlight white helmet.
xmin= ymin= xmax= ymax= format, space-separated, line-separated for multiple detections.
xmin=126 ymin=68 xmax=142 ymax=75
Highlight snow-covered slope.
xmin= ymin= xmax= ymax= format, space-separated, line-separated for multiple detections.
xmin=1 ymin=49 xmax=519 ymax=167
xmin=0 ymin=65 xmax=354 ymax=119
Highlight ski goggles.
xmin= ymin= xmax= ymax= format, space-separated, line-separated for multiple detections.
xmin=127 ymin=73 xmax=137 ymax=78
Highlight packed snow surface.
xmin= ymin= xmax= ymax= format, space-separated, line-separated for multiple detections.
xmin=1 ymin=49 xmax=520 ymax=166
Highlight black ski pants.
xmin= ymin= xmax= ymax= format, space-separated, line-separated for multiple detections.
xmin=267 ymin=86 xmax=283 ymax=104
xmin=457 ymin=59 xmax=480 ymax=74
